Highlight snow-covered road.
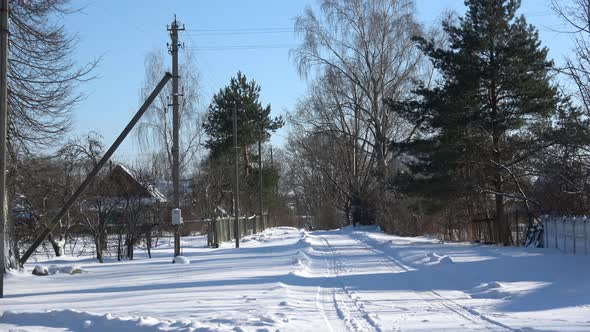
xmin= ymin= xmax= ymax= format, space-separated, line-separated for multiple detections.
xmin=1 ymin=227 xmax=589 ymax=331
xmin=302 ymin=232 xmax=504 ymax=331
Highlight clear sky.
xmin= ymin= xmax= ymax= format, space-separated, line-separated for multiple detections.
xmin=61 ymin=0 xmax=569 ymax=163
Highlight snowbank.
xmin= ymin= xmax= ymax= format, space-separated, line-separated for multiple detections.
xmin=467 ymin=282 xmax=512 ymax=299
xmin=32 ymin=265 xmax=48 ymax=276
xmin=173 ymin=256 xmax=190 ymax=264
xmin=438 ymin=255 xmax=454 ymax=265
xmin=0 ymin=310 xmax=207 ymax=332
xmin=35 ymin=265 xmax=84 ymax=276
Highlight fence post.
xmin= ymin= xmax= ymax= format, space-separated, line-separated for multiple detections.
xmin=215 ymin=219 xmax=219 ymax=247
xmin=241 ymin=217 xmax=245 ymax=238
xmin=216 ymin=219 xmax=221 ymax=247
xmin=573 ymin=217 xmax=577 ymax=255
xmin=209 ymin=220 xmax=213 ymax=246
xmin=207 ymin=220 xmax=212 ymax=247
xmin=221 ymin=218 xmax=224 ymax=242
xmin=541 ymin=216 xmax=549 ymax=248
xmin=562 ymin=217 xmax=565 ymax=253
xmin=585 ymin=217 xmax=588 ymax=255
xmin=555 ymin=218 xmax=558 ymax=249
xmin=229 ymin=217 xmax=232 ymax=241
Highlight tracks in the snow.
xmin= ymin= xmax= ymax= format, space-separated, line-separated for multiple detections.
xmin=312 ymin=235 xmax=381 ymax=332
xmin=345 ymin=233 xmax=515 ymax=332
xmin=310 ymin=231 xmax=515 ymax=331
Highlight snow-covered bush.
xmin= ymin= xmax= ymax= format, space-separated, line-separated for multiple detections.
xmin=173 ymin=256 xmax=190 ymax=264
xmin=32 ymin=265 xmax=49 ymax=276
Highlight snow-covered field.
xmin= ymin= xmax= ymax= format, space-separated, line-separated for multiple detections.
xmin=1 ymin=226 xmax=590 ymax=331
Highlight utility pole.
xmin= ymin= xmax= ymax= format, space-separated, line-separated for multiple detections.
xmin=270 ymin=146 xmax=276 ymax=196
xmin=352 ymin=107 xmax=360 ymax=227
xmin=168 ymin=15 xmax=184 ymax=258
xmin=0 ymin=0 xmax=9 ymax=299
xmin=257 ymin=117 xmax=263 ymax=233
xmin=233 ymin=107 xmax=240 ymax=247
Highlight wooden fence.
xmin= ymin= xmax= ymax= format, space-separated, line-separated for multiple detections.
xmin=206 ymin=214 xmax=275 ymax=247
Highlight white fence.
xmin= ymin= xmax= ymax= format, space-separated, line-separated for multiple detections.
xmin=543 ymin=216 xmax=590 ymax=255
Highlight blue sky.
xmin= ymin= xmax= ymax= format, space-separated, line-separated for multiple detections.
xmin=62 ymin=0 xmax=568 ymax=162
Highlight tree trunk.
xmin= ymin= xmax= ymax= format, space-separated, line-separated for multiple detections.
xmin=47 ymin=232 xmax=64 ymax=257
xmin=96 ymin=226 xmax=107 ymax=263
xmin=95 ymin=236 xmax=103 ymax=263
xmin=126 ymin=235 xmax=134 ymax=260
xmin=146 ymin=230 xmax=152 ymax=259
xmin=494 ymin=191 xmax=510 ymax=244
xmin=117 ymin=230 xmax=122 ymax=261
xmin=242 ymin=146 xmax=250 ymax=177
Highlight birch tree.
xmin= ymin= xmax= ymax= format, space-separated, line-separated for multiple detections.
xmin=136 ymin=50 xmax=204 ymax=178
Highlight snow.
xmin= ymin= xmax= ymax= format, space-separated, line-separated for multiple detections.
xmin=32 ymin=265 xmax=48 ymax=276
xmin=2 ymin=226 xmax=590 ymax=331
xmin=438 ymin=255 xmax=454 ymax=264
xmin=60 ymin=265 xmax=84 ymax=275
xmin=173 ymin=256 xmax=190 ymax=264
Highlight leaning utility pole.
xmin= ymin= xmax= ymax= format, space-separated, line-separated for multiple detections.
xmin=19 ymin=73 xmax=172 ymax=266
xmin=0 ymin=0 xmax=8 ymax=299
xmin=257 ymin=117 xmax=263 ymax=233
xmin=233 ymin=106 xmax=240 ymax=248
xmin=168 ymin=16 xmax=184 ymax=258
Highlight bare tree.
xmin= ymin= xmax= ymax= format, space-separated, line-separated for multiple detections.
xmin=120 ymin=164 xmax=161 ymax=261
xmin=292 ymin=0 xmax=424 ymax=178
xmin=12 ymin=154 xmax=82 ymax=257
xmin=3 ymin=0 xmax=98 ymax=270
xmin=552 ymin=0 xmax=590 ymax=114
xmin=136 ymin=50 xmax=204 ymax=178
xmin=192 ymin=155 xmax=233 ymax=220
xmin=290 ymin=0 xmax=429 ymax=226
xmin=8 ymin=0 xmax=98 ymax=151
xmin=285 ymin=131 xmax=357 ymax=228
xmin=60 ymin=133 xmax=120 ymax=263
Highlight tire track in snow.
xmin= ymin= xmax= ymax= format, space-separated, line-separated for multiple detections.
xmin=314 ymin=235 xmax=381 ymax=332
xmin=315 ymin=284 xmax=337 ymax=332
xmin=307 ymin=237 xmax=343 ymax=332
xmin=346 ymin=232 xmax=516 ymax=331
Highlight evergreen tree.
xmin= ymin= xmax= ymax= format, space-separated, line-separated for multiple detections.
xmin=398 ymin=0 xmax=563 ymax=244
xmin=203 ymin=71 xmax=283 ymax=172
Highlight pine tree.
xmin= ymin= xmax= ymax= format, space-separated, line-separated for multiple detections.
xmin=203 ymin=71 xmax=283 ymax=173
xmin=399 ymin=0 xmax=561 ymax=244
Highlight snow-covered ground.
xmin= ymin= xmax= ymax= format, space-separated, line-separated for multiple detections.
xmin=1 ymin=226 xmax=590 ymax=331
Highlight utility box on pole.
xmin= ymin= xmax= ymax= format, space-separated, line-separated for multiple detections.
xmin=171 ymin=208 xmax=183 ymax=226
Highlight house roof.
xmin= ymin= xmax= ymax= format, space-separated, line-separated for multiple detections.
xmin=110 ymin=164 xmax=168 ymax=204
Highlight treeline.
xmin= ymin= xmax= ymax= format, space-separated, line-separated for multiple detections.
xmin=282 ymin=0 xmax=590 ymax=245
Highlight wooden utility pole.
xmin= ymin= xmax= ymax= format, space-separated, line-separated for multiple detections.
xmin=19 ymin=73 xmax=172 ymax=266
xmin=168 ymin=16 xmax=184 ymax=257
xmin=0 ymin=0 xmax=9 ymax=299
xmin=233 ymin=106 xmax=240 ymax=248
xmin=270 ymin=146 xmax=276 ymax=196
xmin=257 ymin=117 xmax=263 ymax=233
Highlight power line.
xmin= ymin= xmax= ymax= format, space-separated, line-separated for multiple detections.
xmin=186 ymin=44 xmax=298 ymax=51
xmin=186 ymin=30 xmax=295 ymax=37
xmin=184 ymin=33 xmax=224 ymax=96
xmin=182 ymin=10 xmax=557 ymax=36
